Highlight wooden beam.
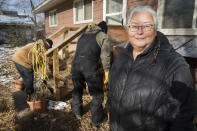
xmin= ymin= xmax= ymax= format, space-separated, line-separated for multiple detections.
xmin=48 ymin=26 xmax=78 ymax=40
xmin=56 ymin=74 xmax=67 ymax=82
xmin=60 ymin=30 xmax=69 ymax=59
xmin=53 ymin=49 xmax=61 ymax=100
xmin=175 ymin=37 xmax=195 ymax=50
xmin=62 ymin=30 xmax=69 ymax=40
xmin=46 ymin=24 xmax=88 ymax=57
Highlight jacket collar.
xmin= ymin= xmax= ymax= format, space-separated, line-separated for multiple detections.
xmin=125 ymin=38 xmax=157 ymax=58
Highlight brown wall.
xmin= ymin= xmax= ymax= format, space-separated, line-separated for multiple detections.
xmin=127 ymin=0 xmax=158 ymax=11
xmin=126 ymin=0 xmax=158 ymax=21
xmin=45 ymin=0 xmax=76 ymax=44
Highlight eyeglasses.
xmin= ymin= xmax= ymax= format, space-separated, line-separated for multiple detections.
xmin=128 ymin=24 xmax=154 ymax=32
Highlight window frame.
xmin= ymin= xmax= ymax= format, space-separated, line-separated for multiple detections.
xmin=49 ymin=9 xmax=58 ymax=27
xmin=157 ymin=0 xmax=197 ymax=35
xmin=73 ymin=0 xmax=93 ymax=24
xmin=103 ymin=0 xmax=127 ymax=25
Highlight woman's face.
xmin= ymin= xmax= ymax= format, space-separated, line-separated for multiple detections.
xmin=128 ymin=11 xmax=156 ymax=50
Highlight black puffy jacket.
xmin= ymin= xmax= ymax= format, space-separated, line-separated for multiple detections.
xmin=107 ymin=32 xmax=196 ymax=131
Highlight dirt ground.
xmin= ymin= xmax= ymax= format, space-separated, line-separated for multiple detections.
xmin=0 ymin=45 xmax=110 ymax=131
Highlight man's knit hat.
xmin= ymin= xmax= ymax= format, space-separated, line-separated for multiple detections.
xmin=98 ymin=21 xmax=108 ymax=33
xmin=45 ymin=39 xmax=53 ymax=48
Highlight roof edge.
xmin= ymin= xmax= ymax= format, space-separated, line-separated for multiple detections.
xmin=32 ymin=0 xmax=54 ymax=14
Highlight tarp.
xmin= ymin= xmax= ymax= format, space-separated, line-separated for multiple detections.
xmin=168 ymin=37 xmax=197 ymax=58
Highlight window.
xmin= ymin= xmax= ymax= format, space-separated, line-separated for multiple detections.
xmin=103 ymin=0 xmax=127 ymax=25
xmin=73 ymin=0 xmax=93 ymax=24
xmin=157 ymin=0 xmax=197 ymax=35
xmin=49 ymin=10 xmax=58 ymax=27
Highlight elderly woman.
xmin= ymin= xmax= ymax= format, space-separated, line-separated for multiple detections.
xmin=106 ymin=5 xmax=196 ymax=131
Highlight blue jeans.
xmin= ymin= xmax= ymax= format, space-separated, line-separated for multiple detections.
xmin=13 ymin=61 xmax=34 ymax=94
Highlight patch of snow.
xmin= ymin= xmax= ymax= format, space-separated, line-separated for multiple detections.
xmin=0 ymin=45 xmax=19 ymax=85
xmin=0 ymin=75 xmax=14 ymax=85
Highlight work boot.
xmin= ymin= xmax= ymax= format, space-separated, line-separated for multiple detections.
xmin=72 ymin=106 xmax=83 ymax=120
xmin=91 ymin=114 xmax=107 ymax=127
xmin=74 ymin=112 xmax=82 ymax=120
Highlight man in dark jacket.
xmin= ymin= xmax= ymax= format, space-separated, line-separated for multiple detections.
xmin=107 ymin=6 xmax=196 ymax=131
xmin=71 ymin=21 xmax=111 ymax=126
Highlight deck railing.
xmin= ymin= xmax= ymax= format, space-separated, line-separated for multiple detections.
xmin=45 ymin=24 xmax=88 ymax=99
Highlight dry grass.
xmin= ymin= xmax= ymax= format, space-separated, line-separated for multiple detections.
xmin=10 ymin=92 xmax=110 ymax=131
xmin=0 ymin=48 xmax=110 ymax=131
xmin=0 ymin=85 xmax=16 ymax=131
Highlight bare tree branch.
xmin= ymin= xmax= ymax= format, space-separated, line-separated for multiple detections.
xmin=16 ymin=0 xmax=45 ymax=40
xmin=29 ymin=0 xmax=37 ymax=26
xmin=0 ymin=0 xmax=6 ymax=10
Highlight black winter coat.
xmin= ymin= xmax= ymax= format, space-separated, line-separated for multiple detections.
xmin=107 ymin=32 xmax=196 ymax=131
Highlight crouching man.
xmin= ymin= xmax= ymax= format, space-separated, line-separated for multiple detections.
xmin=12 ymin=39 xmax=53 ymax=95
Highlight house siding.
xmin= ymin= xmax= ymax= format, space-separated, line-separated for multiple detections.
xmin=45 ymin=0 xmax=159 ymax=44
xmin=126 ymin=0 xmax=158 ymax=20
xmin=127 ymin=0 xmax=158 ymax=10
xmin=45 ymin=0 xmax=104 ymax=45
xmin=45 ymin=0 xmax=75 ymax=44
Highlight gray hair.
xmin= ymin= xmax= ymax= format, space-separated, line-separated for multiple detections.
xmin=125 ymin=5 xmax=158 ymax=31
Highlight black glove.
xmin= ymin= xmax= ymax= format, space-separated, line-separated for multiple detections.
xmin=43 ymin=80 xmax=47 ymax=85
xmin=25 ymin=88 xmax=34 ymax=95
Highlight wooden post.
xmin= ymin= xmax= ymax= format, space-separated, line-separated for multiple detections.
xmin=61 ymin=30 xmax=69 ymax=59
xmin=53 ymin=49 xmax=61 ymax=100
xmin=45 ymin=25 xmax=88 ymax=100
xmin=63 ymin=30 xmax=69 ymax=40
